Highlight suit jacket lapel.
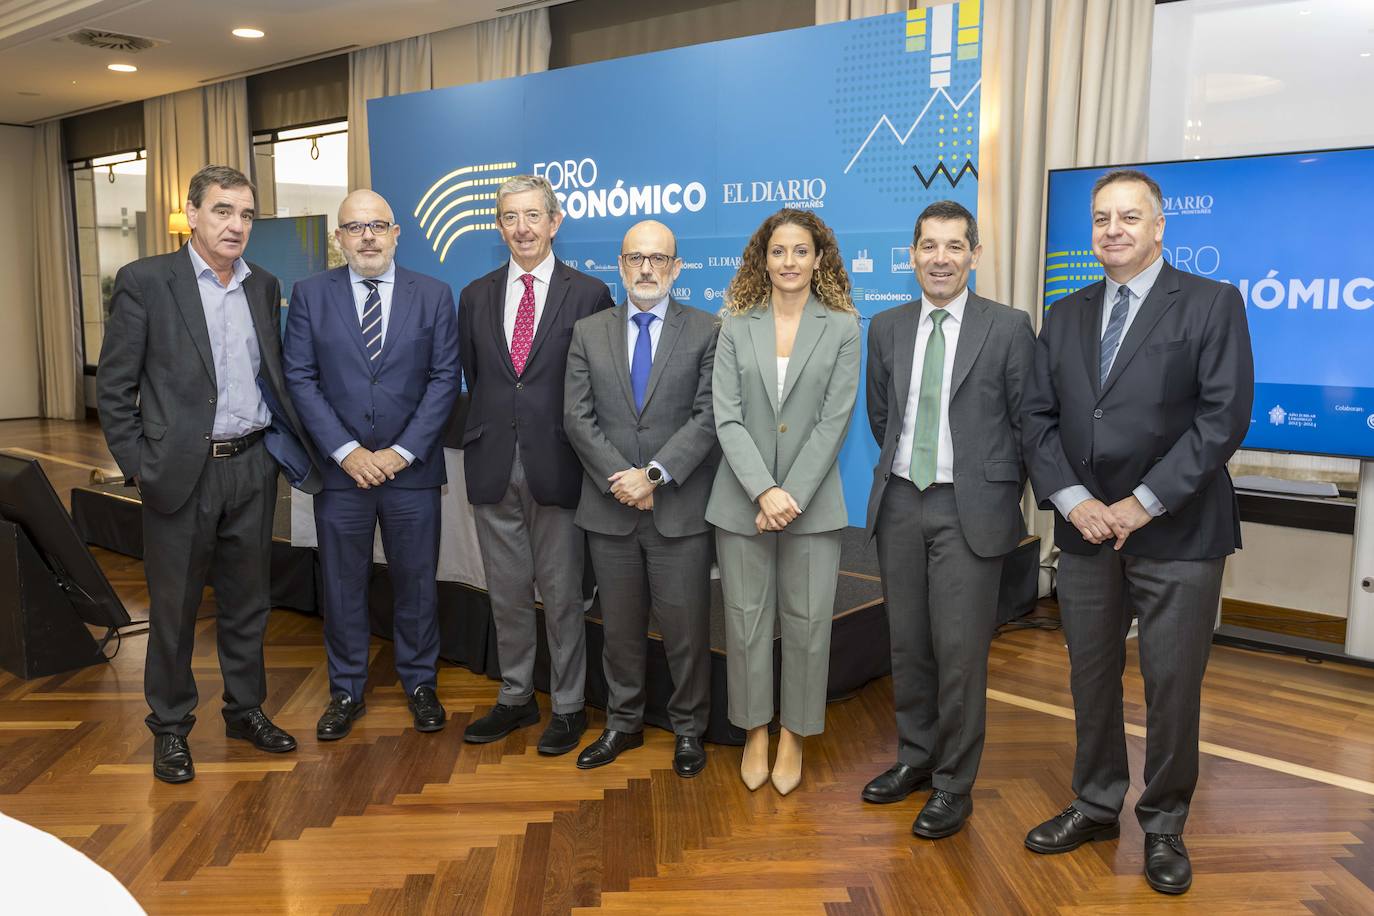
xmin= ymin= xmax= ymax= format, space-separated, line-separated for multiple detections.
xmin=244 ymin=271 xmax=279 ymax=391
xmin=780 ymin=296 xmax=826 ymax=408
xmin=950 ymin=294 xmax=991 ymax=398
xmin=749 ymin=308 xmax=778 ymax=416
xmin=1078 ymin=281 xmax=1105 ymax=397
xmin=639 ymin=300 xmax=685 ymax=414
xmin=489 ymin=269 xmax=516 ymax=377
xmin=331 ymin=269 xmax=371 ymax=366
xmin=169 ymin=247 xmax=217 ymax=386
xmin=608 ymin=303 xmax=635 ymax=414
xmin=892 ymin=301 xmax=919 ymax=429
xmin=1098 ymin=264 xmax=1181 ymax=401
xmin=378 ymin=271 xmax=417 ymax=369
xmin=525 ymin=262 xmax=571 ymax=369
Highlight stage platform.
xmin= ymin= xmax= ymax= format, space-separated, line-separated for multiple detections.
xmin=71 ymin=480 xmax=1037 ymax=745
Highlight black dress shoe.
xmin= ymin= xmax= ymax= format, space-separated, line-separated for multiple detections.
xmin=861 ymin=762 xmax=933 ymax=804
xmin=316 ymin=692 xmax=367 ymax=741
xmin=225 ymin=708 xmax=297 ymax=753
xmin=575 ymin=729 xmax=643 ymax=769
xmin=1144 ymin=833 xmax=1192 ymax=894
xmin=673 ymin=735 xmax=707 ymax=778
xmin=153 ymin=734 xmax=194 ymax=784
xmin=1024 ymin=805 xmax=1121 ymax=854
xmin=912 ymin=790 xmax=973 ymax=839
xmin=408 ymin=685 xmax=447 ymax=733
xmin=463 ymin=699 xmax=541 ymax=744
xmin=538 ymin=709 xmax=588 ymax=756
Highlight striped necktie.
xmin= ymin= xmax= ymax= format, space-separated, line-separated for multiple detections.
xmin=361 ymin=278 xmax=383 ymax=362
xmin=1100 ymin=284 xmax=1130 ymax=385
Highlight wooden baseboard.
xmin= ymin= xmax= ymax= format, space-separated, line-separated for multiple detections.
xmin=1222 ymin=598 xmax=1347 ymax=645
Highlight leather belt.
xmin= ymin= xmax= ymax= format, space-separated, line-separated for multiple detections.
xmin=210 ymin=428 xmax=265 ymax=458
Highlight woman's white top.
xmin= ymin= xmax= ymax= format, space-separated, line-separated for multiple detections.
xmin=776 ymin=356 xmax=789 ymax=405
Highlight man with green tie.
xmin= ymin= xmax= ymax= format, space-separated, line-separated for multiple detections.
xmin=860 ymin=201 xmax=1036 ymax=838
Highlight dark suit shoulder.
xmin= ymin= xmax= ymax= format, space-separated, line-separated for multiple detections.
xmin=395 ymin=265 xmax=454 ymax=297
xmin=554 ymin=261 xmax=612 ymax=296
xmin=460 ymin=263 xmax=507 ymax=298
xmin=120 ymin=248 xmax=189 ymax=283
xmin=244 ymin=260 xmax=279 ymax=288
xmin=869 ymin=300 xmax=919 ymax=332
xmin=673 ymin=300 xmax=720 ymax=332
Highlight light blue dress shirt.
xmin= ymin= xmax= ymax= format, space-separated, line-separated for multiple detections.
xmin=186 ymin=243 xmax=270 ymax=439
xmin=627 ymin=296 xmax=673 ymax=482
xmin=1050 ymin=254 xmax=1167 ymax=521
xmin=330 ymin=263 xmax=415 ymax=468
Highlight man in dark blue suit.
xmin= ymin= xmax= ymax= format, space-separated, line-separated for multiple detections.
xmin=284 ymin=189 xmax=460 ymax=740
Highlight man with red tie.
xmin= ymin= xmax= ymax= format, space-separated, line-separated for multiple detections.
xmin=457 ymin=175 xmax=614 ymax=755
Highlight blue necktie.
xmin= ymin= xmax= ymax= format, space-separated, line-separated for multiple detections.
xmin=1100 ymin=284 xmax=1130 ymax=385
xmin=361 ymin=279 xmax=383 ymax=362
xmin=630 ymin=311 xmax=656 ymax=412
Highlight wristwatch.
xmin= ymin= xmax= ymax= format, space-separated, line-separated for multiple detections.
xmin=646 ymin=464 xmax=666 ymax=487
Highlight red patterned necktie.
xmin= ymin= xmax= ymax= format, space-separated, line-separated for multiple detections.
xmin=510 ymin=273 xmax=536 ymax=376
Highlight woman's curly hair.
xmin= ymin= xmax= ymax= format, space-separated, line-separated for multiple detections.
xmin=722 ymin=209 xmax=856 ymax=316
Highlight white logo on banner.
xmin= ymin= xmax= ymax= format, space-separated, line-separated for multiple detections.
xmin=1268 ymin=405 xmax=1286 ymax=426
xmin=852 ymin=249 xmax=874 ymax=274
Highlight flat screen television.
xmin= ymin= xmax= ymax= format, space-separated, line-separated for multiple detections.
xmin=1044 ymin=146 xmax=1374 ymax=461
xmin=0 ymin=454 xmax=130 ymax=630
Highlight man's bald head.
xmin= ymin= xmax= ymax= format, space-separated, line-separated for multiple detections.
xmin=335 ymin=189 xmax=400 ymax=278
xmin=619 ymin=220 xmax=682 ymax=309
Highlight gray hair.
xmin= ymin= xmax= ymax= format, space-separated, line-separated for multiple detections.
xmin=186 ymin=165 xmax=255 ymax=208
xmin=496 ymin=174 xmax=560 ymax=217
xmin=913 ymin=200 xmax=979 ymax=249
xmin=1091 ymin=168 xmax=1163 ymax=218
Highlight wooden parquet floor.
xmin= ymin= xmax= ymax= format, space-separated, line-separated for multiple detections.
xmin=2 ymin=418 xmax=1374 ymax=914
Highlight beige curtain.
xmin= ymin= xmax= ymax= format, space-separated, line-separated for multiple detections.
xmin=816 ymin=0 xmax=908 ymax=24
xmin=347 ymin=36 xmax=433 ymax=192
xmin=32 ymin=121 xmax=83 ymax=419
xmin=144 ymin=79 xmax=252 ymax=256
xmin=976 ymin=0 xmax=1154 ymax=593
xmin=432 ymin=10 xmax=551 ymax=88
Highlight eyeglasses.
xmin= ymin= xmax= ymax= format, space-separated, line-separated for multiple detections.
xmin=499 ymin=209 xmax=549 ymax=227
xmin=620 ymin=252 xmax=675 ymax=269
xmin=341 ymin=220 xmax=393 ymax=236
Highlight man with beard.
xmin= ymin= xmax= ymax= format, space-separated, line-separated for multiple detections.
xmin=284 ymin=189 xmax=460 ymax=740
xmin=563 ymin=220 xmax=718 ymax=776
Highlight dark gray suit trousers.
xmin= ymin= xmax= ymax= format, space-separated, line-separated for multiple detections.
xmin=1057 ymin=549 xmax=1224 ymax=834
xmin=876 ymin=479 xmax=1002 ymax=794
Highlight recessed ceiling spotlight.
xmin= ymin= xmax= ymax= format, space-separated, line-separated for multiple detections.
xmin=232 ymin=27 xmax=265 ymax=39
xmin=1362 ymin=51 xmax=1372 ymax=58
xmin=107 ymin=63 xmax=137 ymax=72
xmin=1299 ymin=9 xmax=1311 ymax=14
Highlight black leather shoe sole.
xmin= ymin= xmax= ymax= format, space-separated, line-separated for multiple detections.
xmin=1024 ymin=822 xmax=1120 ymax=854
xmin=861 ymin=774 xmax=932 ymax=804
xmin=912 ymin=816 xmax=968 ymax=839
xmin=153 ymin=766 xmax=195 ymax=784
xmin=674 ymin=755 xmax=706 ymax=778
xmin=316 ymin=705 xmax=367 ymax=741
xmin=410 ymin=711 xmax=446 ymax=733
xmin=1146 ymin=872 xmax=1192 ymax=895
xmin=463 ymin=706 xmax=541 ymax=744
xmin=225 ymin=725 xmax=298 ymax=753
xmin=576 ymin=733 xmax=644 ymax=769
xmin=538 ymin=732 xmax=584 ymax=757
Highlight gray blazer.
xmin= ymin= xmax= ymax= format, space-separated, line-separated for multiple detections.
xmin=706 ymin=295 xmax=861 ymax=537
xmin=864 ymin=293 xmax=1035 ymax=557
xmin=564 ymin=299 xmax=720 ymax=538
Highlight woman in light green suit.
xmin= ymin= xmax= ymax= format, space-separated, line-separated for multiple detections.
xmin=706 ymin=209 xmax=860 ymax=795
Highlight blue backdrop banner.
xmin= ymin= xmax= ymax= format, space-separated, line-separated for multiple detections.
xmin=369 ymin=5 xmax=985 ymax=524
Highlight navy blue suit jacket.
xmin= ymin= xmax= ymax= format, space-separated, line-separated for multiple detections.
xmin=284 ymin=264 xmax=461 ymax=490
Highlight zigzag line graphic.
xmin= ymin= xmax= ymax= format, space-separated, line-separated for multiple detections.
xmin=842 ymin=80 xmax=981 ymax=175
xmin=912 ymin=159 xmax=978 ymax=188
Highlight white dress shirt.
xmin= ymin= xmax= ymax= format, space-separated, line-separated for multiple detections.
xmin=330 ymin=262 xmax=414 ymax=467
xmin=186 ymin=242 xmax=270 ymax=439
xmin=504 ymin=251 xmax=557 ymax=347
xmin=1049 ymin=254 xmax=1167 ymax=520
xmin=892 ymin=288 xmax=965 ymax=484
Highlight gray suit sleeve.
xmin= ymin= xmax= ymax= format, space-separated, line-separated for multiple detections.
xmin=1021 ymin=304 xmax=1083 ymax=508
xmin=1005 ymin=309 xmax=1036 ymax=481
xmin=650 ymin=325 xmax=718 ymax=483
xmin=781 ymin=316 xmax=861 ymax=512
xmin=713 ymin=317 xmax=777 ymax=501
xmin=564 ymin=321 xmax=632 ymax=493
xmin=96 ymin=264 xmax=148 ymax=480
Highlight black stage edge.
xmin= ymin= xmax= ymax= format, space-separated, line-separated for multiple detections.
xmin=1214 ymin=624 xmax=1374 ymax=670
xmin=71 ymin=481 xmax=1039 ymax=745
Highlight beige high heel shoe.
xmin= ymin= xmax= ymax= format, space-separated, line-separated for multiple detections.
xmin=771 ymin=727 xmax=803 ymax=796
xmin=740 ymin=725 xmax=769 ymax=791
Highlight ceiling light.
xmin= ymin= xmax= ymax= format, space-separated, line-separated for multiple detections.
xmin=232 ymin=27 xmax=265 ymax=39
xmin=1362 ymin=52 xmax=1372 ymax=58
xmin=107 ymin=63 xmax=137 ymax=72
xmin=1299 ymin=9 xmax=1311 ymax=15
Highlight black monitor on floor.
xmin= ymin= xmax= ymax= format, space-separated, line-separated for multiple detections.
xmin=0 ymin=454 xmax=130 ymax=630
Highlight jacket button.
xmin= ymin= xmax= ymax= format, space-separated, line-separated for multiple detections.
xmin=204 ymin=434 xmax=210 ymax=440
xmin=510 ymin=419 xmax=516 ymax=428
xmin=1080 ymin=459 xmax=1088 ymax=467
xmin=779 ymin=423 xmax=788 ymax=433
xmin=516 ymin=382 xmax=523 ymax=390
xmin=1093 ymin=409 xmax=1103 ymax=419
xmin=371 ymin=378 xmax=379 ymax=386
xmin=208 ymin=397 xmax=216 ymax=404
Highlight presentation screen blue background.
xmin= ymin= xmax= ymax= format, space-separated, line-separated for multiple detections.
xmin=1044 ymin=147 xmax=1374 ymax=461
xmin=369 ymin=6 xmax=985 ymax=525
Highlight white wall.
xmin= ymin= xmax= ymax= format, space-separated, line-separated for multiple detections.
xmin=0 ymin=125 xmax=40 ymax=419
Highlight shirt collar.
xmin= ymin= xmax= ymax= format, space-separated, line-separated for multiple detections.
xmin=627 ymin=296 xmax=670 ymax=323
xmin=186 ymin=241 xmax=250 ymax=288
xmin=508 ymin=251 xmax=556 ymax=287
xmin=1106 ymin=254 xmax=1165 ymax=304
xmin=920 ymin=286 xmax=969 ymax=325
xmin=348 ymin=262 xmax=396 ymax=287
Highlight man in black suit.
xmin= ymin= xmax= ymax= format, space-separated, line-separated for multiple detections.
xmin=98 ymin=165 xmax=322 ymax=783
xmin=1021 ymin=168 xmax=1254 ymax=895
xmin=457 ymin=174 xmax=614 ymax=755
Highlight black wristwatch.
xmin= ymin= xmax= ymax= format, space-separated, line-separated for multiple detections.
xmin=646 ymin=464 xmax=666 ymax=487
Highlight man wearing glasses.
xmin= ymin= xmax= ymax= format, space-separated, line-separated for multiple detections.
xmin=458 ymin=175 xmax=614 ymax=755
xmin=284 ymin=189 xmax=460 ymax=741
xmin=563 ymin=221 xmax=718 ymax=776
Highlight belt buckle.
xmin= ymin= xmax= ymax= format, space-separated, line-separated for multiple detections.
xmin=212 ymin=441 xmax=234 ymax=458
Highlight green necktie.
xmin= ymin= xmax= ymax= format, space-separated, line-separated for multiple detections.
xmin=910 ymin=308 xmax=948 ymax=490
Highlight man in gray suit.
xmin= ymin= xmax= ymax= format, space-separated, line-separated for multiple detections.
xmin=563 ymin=220 xmax=718 ymax=777
xmin=862 ymin=201 xmax=1035 ymax=838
